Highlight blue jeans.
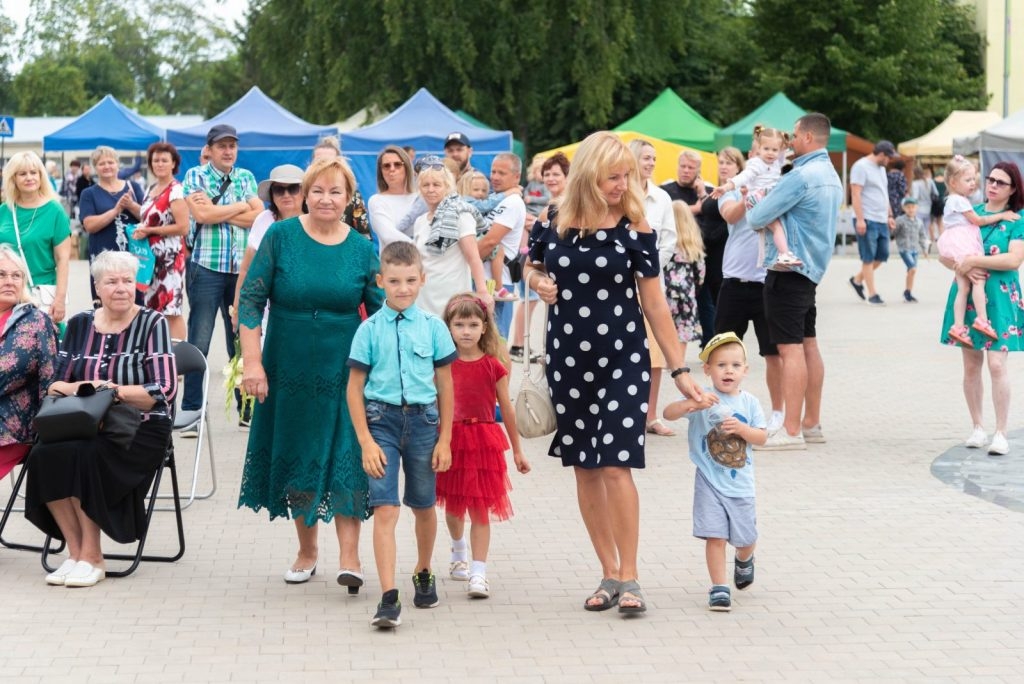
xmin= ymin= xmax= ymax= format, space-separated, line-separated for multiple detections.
xmin=494 ymin=282 xmax=514 ymax=339
xmin=365 ymin=401 xmax=440 ymax=508
xmin=184 ymin=262 xmax=238 ymax=411
xmin=856 ymin=219 xmax=891 ymax=263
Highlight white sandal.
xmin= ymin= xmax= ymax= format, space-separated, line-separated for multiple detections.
xmin=646 ymin=419 xmax=676 ymax=437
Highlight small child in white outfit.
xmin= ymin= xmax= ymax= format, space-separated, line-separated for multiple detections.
xmin=712 ymin=126 xmax=800 ymax=270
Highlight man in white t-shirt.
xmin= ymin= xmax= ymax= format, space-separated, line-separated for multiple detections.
xmin=848 ymin=140 xmax=897 ymax=305
xmin=478 ymin=153 xmax=526 ymax=338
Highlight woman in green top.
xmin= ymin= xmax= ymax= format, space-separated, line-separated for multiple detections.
xmin=939 ymin=161 xmax=1024 ymax=456
xmin=0 ymin=152 xmax=72 ymax=325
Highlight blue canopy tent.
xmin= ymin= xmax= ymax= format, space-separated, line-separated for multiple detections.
xmin=43 ymin=95 xmax=164 ymax=151
xmin=166 ymin=86 xmax=338 ymax=184
xmin=340 ymin=88 xmax=513 ymax=199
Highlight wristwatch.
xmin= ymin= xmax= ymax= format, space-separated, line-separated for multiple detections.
xmin=670 ymin=367 xmax=691 ymax=378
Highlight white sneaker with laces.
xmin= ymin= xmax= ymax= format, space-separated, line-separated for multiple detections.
xmin=755 ymin=429 xmax=806 ymax=451
xmin=467 ymin=574 xmax=490 ymax=598
xmin=802 ymin=424 xmax=826 ymax=444
xmin=965 ymin=427 xmax=987 ymax=449
xmin=988 ymin=432 xmax=1009 ymax=456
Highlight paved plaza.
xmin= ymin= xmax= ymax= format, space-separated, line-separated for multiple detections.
xmin=1 ymin=255 xmax=1023 ymax=683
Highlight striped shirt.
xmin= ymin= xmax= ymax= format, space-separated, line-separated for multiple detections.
xmin=55 ymin=308 xmax=177 ymax=420
xmin=182 ymin=162 xmax=259 ymax=273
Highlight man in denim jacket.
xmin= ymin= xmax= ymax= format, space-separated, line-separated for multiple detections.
xmin=746 ymin=113 xmax=843 ymax=451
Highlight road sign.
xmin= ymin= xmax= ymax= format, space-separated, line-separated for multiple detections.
xmin=0 ymin=116 xmax=13 ymax=137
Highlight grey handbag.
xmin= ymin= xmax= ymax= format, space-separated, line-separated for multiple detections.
xmin=515 ymin=271 xmax=556 ymax=439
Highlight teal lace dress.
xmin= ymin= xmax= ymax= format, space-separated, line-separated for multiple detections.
xmin=939 ymin=209 xmax=1024 ymax=351
xmin=237 ymin=217 xmax=383 ymax=523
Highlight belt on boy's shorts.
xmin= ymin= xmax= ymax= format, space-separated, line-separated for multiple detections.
xmin=373 ymin=400 xmax=435 ymax=414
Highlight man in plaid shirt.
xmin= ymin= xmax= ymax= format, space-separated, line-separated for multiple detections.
xmin=182 ymin=124 xmax=263 ymax=425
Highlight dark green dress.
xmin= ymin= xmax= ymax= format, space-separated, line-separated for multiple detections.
xmin=237 ymin=217 xmax=383 ymax=523
xmin=939 ymin=207 xmax=1024 ymax=352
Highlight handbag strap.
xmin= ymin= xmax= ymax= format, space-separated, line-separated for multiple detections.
xmin=8 ymin=206 xmax=36 ymax=289
xmin=522 ymin=270 xmax=547 ymax=372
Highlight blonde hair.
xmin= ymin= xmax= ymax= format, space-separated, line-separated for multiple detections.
xmin=528 ymin=154 xmax=547 ymax=181
xmin=457 ymin=170 xmax=489 ymax=197
xmin=444 ymin=292 xmax=506 ymax=362
xmin=301 ymin=157 xmax=357 ymax=200
xmin=557 ymin=131 xmax=645 ymax=237
xmin=0 ymin=244 xmax=30 ymax=303
xmin=90 ymin=145 xmax=118 ymax=167
xmin=418 ymin=166 xmax=456 ymax=195
xmin=717 ymin=147 xmax=745 ymax=174
xmin=671 ymin=201 xmax=705 ymax=262
xmin=90 ymin=250 xmax=140 ymax=281
xmin=3 ymin=151 xmax=58 ymax=208
xmin=314 ymin=135 xmax=342 ymax=156
xmin=752 ymin=125 xmax=790 ymax=147
xmin=945 ymin=155 xmax=975 ymax=190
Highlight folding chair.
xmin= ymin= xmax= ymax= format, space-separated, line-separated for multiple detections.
xmin=39 ymin=434 xmax=186 ymax=578
xmin=0 ymin=462 xmax=66 ymax=555
xmin=157 ymin=340 xmax=217 ymax=509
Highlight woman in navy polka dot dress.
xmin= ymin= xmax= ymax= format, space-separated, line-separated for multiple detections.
xmin=525 ymin=132 xmax=706 ymax=615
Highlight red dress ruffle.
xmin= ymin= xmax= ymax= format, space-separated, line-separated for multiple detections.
xmin=435 ymin=356 xmax=514 ymax=521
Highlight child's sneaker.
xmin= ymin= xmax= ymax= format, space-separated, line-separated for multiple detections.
xmin=467 ymin=574 xmax=490 ymax=599
xmin=947 ymin=325 xmax=974 ymax=348
xmin=708 ymin=585 xmax=732 ymax=612
xmin=775 ymin=251 xmax=803 ymax=269
xmin=508 ymin=346 xmax=524 ymax=361
xmin=734 ymin=555 xmax=755 ymax=590
xmin=412 ymin=569 xmax=439 ymax=608
xmin=903 ymin=290 xmax=918 ymax=303
xmin=449 ymin=560 xmax=469 ymax=581
xmin=371 ymin=589 xmax=402 ymax=628
xmin=971 ymin=318 xmax=998 ymax=340
xmin=493 ymin=287 xmax=518 ymax=302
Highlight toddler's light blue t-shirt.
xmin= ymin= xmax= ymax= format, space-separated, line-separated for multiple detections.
xmin=685 ymin=388 xmax=766 ymax=498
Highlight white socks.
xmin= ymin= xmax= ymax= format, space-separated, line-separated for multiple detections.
xmin=450 ymin=537 xmax=468 ymax=563
xmin=470 ymin=560 xmax=487 ymax=578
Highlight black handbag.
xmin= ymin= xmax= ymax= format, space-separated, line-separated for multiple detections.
xmin=100 ymin=403 xmax=143 ymax=450
xmin=33 ymin=384 xmax=116 ymax=444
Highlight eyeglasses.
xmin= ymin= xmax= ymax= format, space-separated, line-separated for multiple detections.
xmin=985 ymin=176 xmax=1014 ymax=189
xmin=381 ymin=162 xmax=404 ymax=171
xmin=0 ymin=271 xmax=24 ymax=281
xmin=271 ymin=183 xmax=302 ymax=196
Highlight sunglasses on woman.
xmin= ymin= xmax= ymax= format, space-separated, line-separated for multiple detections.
xmin=985 ymin=176 xmax=1014 ymax=189
xmin=380 ymin=162 xmax=404 ymax=171
xmin=271 ymin=183 xmax=302 ymax=196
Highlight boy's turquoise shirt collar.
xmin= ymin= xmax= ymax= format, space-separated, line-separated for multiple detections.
xmin=380 ymin=301 xmax=422 ymax=321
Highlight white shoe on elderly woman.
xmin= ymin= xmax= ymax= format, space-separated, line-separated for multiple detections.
xmin=988 ymin=432 xmax=1009 ymax=456
xmin=964 ymin=427 xmax=987 ymax=449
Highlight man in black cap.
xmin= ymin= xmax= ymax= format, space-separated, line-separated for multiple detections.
xmin=181 ymin=124 xmax=264 ymax=430
xmin=848 ymin=140 xmax=898 ymax=306
xmin=443 ymin=132 xmax=476 ymax=179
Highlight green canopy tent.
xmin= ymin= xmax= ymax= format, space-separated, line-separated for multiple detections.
xmin=714 ymin=92 xmax=848 ymax=152
xmin=455 ymin=110 xmax=525 ymax=161
xmin=613 ymin=88 xmax=720 ymax=152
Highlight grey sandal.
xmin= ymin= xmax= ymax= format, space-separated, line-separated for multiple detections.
xmin=617 ymin=579 xmax=647 ymax=615
xmin=584 ymin=578 xmax=621 ymax=611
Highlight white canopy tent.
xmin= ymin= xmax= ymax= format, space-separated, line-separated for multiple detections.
xmin=899 ymin=110 xmax=1002 ymax=158
xmin=954 ymin=107 xmax=1024 ymax=175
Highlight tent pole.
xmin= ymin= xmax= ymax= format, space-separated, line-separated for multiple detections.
xmin=842 ymin=150 xmax=848 ymax=207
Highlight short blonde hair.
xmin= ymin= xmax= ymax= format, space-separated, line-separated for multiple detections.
xmin=457 ymin=170 xmax=489 ymax=197
xmin=717 ymin=147 xmax=745 ymax=174
xmin=90 ymin=145 xmax=119 ymax=167
xmin=0 ymin=244 xmax=30 ymax=303
xmin=3 ymin=151 xmax=58 ymax=208
xmin=418 ymin=166 xmax=456 ymax=195
xmin=557 ymin=131 xmax=645 ymax=237
xmin=302 ymin=157 xmax=357 ymax=200
xmin=90 ymin=250 xmax=140 ymax=282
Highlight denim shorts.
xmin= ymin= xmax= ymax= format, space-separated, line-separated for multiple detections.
xmin=692 ymin=470 xmax=757 ymax=547
xmin=515 ymin=278 xmax=540 ymax=301
xmin=856 ymin=219 xmax=891 ymax=263
xmin=365 ymin=400 xmax=440 ymax=509
xmin=899 ymin=250 xmax=918 ymax=270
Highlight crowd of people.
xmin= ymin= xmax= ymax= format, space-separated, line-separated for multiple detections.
xmin=0 ymin=111 xmax=1022 ymax=624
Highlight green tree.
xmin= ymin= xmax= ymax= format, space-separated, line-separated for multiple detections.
xmin=14 ymin=56 xmax=88 ymax=115
xmin=0 ymin=12 xmax=16 ymax=113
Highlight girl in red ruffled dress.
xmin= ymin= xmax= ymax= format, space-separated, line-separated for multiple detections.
xmin=436 ymin=293 xmax=529 ymax=599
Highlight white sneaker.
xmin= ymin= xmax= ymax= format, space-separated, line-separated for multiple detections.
xmin=965 ymin=427 xmax=987 ymax=448
xmin=755 ymin=429 xmax=806 ymax=451
xmin=988 ymin=432 xmax=1009 ymax=456
xmin=45 ymin=558 xmax=79 ymax=586
xmin=767 ymin=411 xmax=784 ymax=433
xmin=802 ymin=424 xmax=826 ymax=444
xmin=467 ymin=574 xmax=490 ymax=598
xmin=449 ymin=560 xmax=469 ymax=581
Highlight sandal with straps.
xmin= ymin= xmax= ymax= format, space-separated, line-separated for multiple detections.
xmin=583 ymin=578 xmax=621 ymax=612
xmin=646 ymin=419 xmax=676 ymax=437
xmin=617 ymin=579 xmax=647 ymax=615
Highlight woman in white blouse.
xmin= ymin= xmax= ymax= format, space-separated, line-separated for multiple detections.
xmin=367 ymin=146 xmax=417 ymax=249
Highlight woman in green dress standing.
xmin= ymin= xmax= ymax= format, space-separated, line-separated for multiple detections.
xmin=939 ymin=161 xmax=1024 ymax=456
xmin=237 ymin=157 xmax=384 ymax=590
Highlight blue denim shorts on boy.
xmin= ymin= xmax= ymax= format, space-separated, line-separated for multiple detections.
xmin=692 ymin=470 xmax=757 ymax=547
xmin=856 ymin=219 xmax=891 ymax=263
xmin=365 ymin=400 xmax=440 ymax=508
xmin=899 ymin=250 xmax=919 ymax=270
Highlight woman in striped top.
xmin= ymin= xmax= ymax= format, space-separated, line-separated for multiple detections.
xmin=24 ymin=251 xmax=177 ymax=588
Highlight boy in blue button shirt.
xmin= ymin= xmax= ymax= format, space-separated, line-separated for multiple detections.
xmin=347 ymin=242 xmax=456 ymax=628
xmin=663 ymin=332 xmax=768 ymax=613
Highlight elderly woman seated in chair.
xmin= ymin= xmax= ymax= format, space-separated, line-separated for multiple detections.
xmin=0 ymin=245 xmax=58 ymax=481
xmin=23 ymin=251 xmax=177 ymax=588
